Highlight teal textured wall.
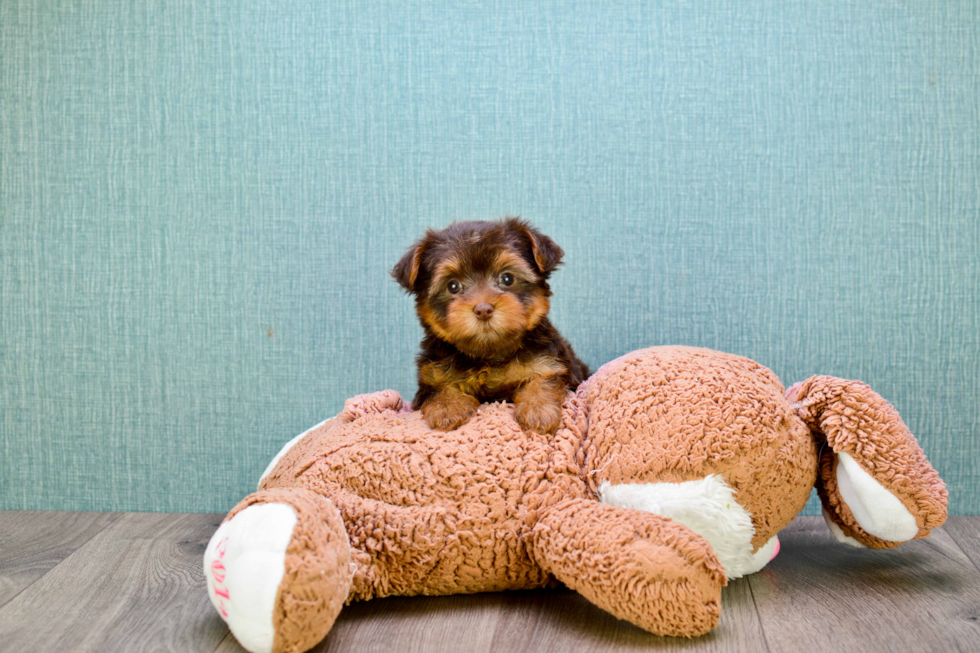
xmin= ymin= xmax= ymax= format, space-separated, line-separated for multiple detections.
xmin=2 ymin=1 xmax=977 ymax=514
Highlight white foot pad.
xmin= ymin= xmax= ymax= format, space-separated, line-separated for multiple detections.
xmin=204 ymin=503 xmax=298 ymax=653
xmin=835 ymin=452 xmax=919 ymax=542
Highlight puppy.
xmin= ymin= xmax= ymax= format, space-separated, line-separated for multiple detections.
xmin=392 ymin=217 xmax=589 ymax=434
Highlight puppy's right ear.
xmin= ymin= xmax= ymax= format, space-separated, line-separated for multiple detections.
xmin=391 ymin=237 xmax=428 ymax=292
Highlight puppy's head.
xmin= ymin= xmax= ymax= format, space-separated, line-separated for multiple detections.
xmin=392 ymin=217 xmax=564 ymax=359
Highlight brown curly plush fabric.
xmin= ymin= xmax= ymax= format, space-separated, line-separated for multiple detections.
xmin=531 ymin=498 xmax=726 ymax=636
xmin=226 ymin=488 xmax=351 ymax=653
xmin=581 ymin=347 xmax=817 ymax=550
xmin=260 ymin=395 xmax=588 ymax=601
xmin=786 ymin=376 xmax=948 ymax=548
xmin=212 ymin=345 xmax=947 ymax=653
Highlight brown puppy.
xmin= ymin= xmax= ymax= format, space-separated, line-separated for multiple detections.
xmin=392 ymin=218 xmax=589 ymax=434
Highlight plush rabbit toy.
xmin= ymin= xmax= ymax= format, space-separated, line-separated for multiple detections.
xmin=204 ymin=346 xmax=947 ymax=653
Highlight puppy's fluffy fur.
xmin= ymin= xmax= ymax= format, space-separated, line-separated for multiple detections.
xmin=392 ymin=218 xmax=589 ymax=434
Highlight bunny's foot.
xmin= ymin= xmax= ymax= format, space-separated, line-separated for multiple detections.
xmin=204 ymin=488 xmax=351 ymax=653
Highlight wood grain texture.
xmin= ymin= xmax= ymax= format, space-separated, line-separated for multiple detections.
xmin=217 ymin=593 xmax=504 ymax=653
xmin=215 ymin=583 xmax=765 ymax=653
xmin=486 ymin=580 xmax=767 ymax=653
xmin=0 ymin=512 xmax=228 ymax=653
xmin=748 ymin=516 xmax=980 ymax=652
xmin=0 ymin=510 xmax=120 ymax=607
xmin=3 ymin=514 xmax=979 ymax=653
xmin=945 ymin=517 xmax=980 ymax=573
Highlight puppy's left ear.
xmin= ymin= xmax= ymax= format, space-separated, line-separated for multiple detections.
xmin=508 ymin=218 xmax=564 ymax=275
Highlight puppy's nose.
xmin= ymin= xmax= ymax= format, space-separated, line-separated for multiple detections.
xmin=473 ymin=302 xmax=494 ymax=321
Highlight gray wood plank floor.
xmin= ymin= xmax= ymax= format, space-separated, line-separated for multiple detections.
xmin=1 ymin=513 xmax=978 ymax=653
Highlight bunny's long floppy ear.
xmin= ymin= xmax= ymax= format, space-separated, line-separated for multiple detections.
xmin=786 ymin=376 xmax=948 ymax=549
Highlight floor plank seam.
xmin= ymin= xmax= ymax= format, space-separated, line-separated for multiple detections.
xmin=0 ymin=511 xmax=122 ymax=612
xmin=211 ymin=630 xmax=233 ymax=653
xmin=943 ymin=521 xmax=980 ymax=576
xmin=744 ymin=575 xmax=772 ymax=653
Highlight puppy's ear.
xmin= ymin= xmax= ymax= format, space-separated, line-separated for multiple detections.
xmin=508 ymin=217 xmax=564 ymax=275
xmin=391 ymin=235 xmax=430 ymax=292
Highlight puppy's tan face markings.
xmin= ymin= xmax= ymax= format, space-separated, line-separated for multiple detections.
xmin=489 ymin=251 xmax=538 ymax=284
xmin=526 ymin=294 xmax=550 ymax=331
xmin=427 ymin=251 xmax=535 ymax=300
xmin=427 ymin=256 xmax=466 ymax=297
xmin=419 ymin=246 xmax=549 ymax=358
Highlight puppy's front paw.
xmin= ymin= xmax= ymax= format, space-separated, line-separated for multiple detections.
xmin=422 ymin=390 xmax=479 ymax=431
xmin=514 ymin=397 xmax=562 ymax=434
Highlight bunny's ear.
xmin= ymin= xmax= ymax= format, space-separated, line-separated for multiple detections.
xmin=787 ymin=376 xmax=948 ymax=549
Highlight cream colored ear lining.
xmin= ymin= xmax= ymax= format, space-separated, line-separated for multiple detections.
xmin=835 ymin=452 xmax=919 ymax=542
xmin=822 ymin=507 xmax=866 ymax=548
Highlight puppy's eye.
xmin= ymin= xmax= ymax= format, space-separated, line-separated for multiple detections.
xmin=499 ymin=273 xmax=514 ymax=287
xmin=447 ymin=280 xmax=462 ymax=294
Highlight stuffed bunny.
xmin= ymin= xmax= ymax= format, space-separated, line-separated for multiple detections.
xmin=204 ymin=346 xmax=947 ymax=653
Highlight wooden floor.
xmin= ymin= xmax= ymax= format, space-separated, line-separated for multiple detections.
xmin=0 ymin=513 xmax=978 ymax=653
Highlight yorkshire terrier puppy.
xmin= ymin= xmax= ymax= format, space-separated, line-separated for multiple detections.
xmin=392 ymin=217 xmax=589 ymax=434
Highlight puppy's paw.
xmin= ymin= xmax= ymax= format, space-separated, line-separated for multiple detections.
xmin=422 ymin=390 xmax=479 ymax=431
xmin=514 ymin=397 xmax=562 ymax=434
